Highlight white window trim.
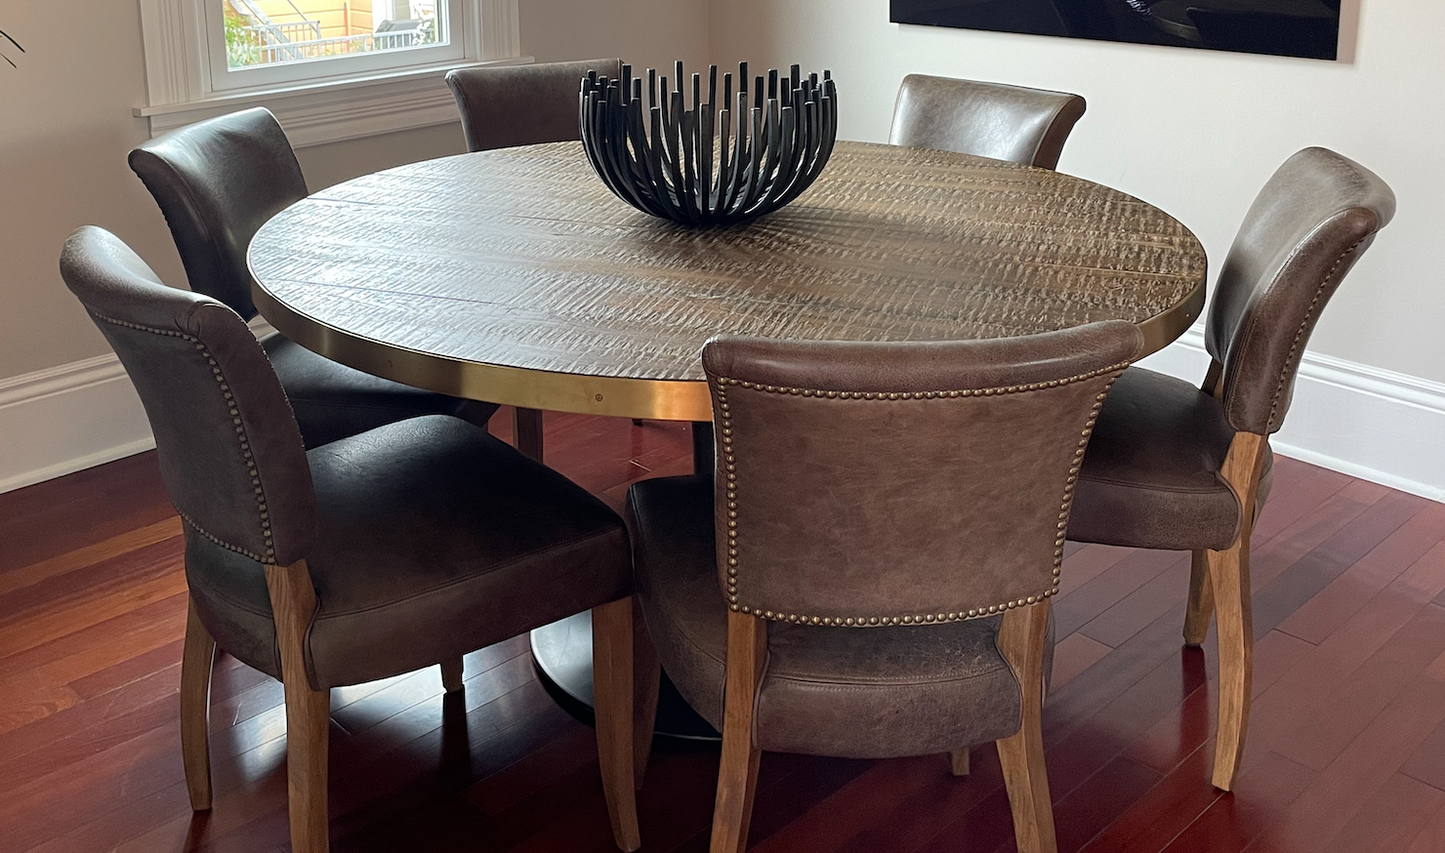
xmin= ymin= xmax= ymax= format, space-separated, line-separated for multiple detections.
xmin=135 ymin=0 xmax=523 ymax=148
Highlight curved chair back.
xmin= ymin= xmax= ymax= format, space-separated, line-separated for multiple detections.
xmin=59 ymin=226 xmax=316 ymax=566
xmin=129 ymin=107 xmax=308 ymax=320
xmin=700 ymin=322 xmax=1142 ymax=626
xmin=888 ymin=74 xmax=1087 ymax=170
xmin=446 ymin=58 xmax=623 ymax=152
xmin=1203 ymin=147 xmax=1396 ymax=435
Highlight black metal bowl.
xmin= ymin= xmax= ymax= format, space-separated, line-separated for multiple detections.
xmin=580 ymin=61 xmax=838 ymax=227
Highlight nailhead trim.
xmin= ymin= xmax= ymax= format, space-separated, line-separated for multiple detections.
xmin=1264 ymin=239 xmax=1366 ymax=433
xmin=717 ymin=362 xmax=1128 ymax=626
xmin=90 ymin=310 xmax=279 ymax=564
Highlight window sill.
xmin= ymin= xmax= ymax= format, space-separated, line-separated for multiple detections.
xmin=133 ymin=56 xmax=532 ymax=148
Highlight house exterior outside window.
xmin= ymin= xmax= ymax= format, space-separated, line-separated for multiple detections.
xmin=136 ymin=0 xmax=522 ymax=147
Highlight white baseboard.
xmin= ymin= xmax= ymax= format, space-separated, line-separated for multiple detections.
xmin=1138 ymin=327 xmax=1445 ymax=503
xmin=3 ymin=327 xmax=1445 ymax=502
xmin=0 ymin=355 xmax=155 ymax=494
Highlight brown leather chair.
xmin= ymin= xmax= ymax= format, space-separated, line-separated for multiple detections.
xmin=59 ymin=226 xmax=641 ymax=853
xmin=128 ymin=107 xmax=497 ymax=449
xmin=889 ymin=74 xmax=1087 ymax=170
xmin=445 ymin=58 xmax=622 ymax=153
xmin=1067 ymin=147 xmax=1396 ymax=791
xmin=627 ymin=323 xmax=1144 ymax=853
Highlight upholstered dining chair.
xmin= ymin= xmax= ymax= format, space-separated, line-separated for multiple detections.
xmin=60 ymin=226 xmax=641 ymax=853
xmin=128 ymin=107 xmax=497 ymax=449
xmin=1066 ymin=147 xmax=1396 ymax=791
xmin=444 ymin=58 xmax=625 ymax=456
xmin=889 ymin=74 xmax=1087 ymax=170
xmin=445 ymin=58 xmax=622 ymax=153
xmin=627 ymin=323 xmax=1144 ymax=853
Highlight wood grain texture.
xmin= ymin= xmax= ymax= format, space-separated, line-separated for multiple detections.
xmin=711 ymin=610 xmax=768 ymax=853
xmin=995 ymin=603 xmax=1059 ymax=853
xmin=251 ymin=141 xmax=1205 ymax=420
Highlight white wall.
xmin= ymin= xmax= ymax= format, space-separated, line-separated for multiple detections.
xmin=0 ymin=0 xmax=705 ymax=491
xmin=710 ymin=0 xmax=1445 ymax=383
xmin=3 ymin=0 xmax=1443 ymax=497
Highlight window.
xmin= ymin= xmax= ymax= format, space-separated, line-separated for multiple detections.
xmin=137 ymin=0 xmax=521 ymax=147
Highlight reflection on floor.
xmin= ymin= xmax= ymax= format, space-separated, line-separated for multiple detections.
xmin=1 ymin=408 xmax=1443 ymax=852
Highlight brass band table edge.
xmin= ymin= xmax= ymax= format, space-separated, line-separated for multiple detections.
xmin=251 ymin=279 xmax=1204 ymax=424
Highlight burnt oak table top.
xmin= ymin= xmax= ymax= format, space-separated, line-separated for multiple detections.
xmin=250 ymin=140 xmax=1206 ymax=422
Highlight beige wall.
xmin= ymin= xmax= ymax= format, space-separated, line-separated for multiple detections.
xmin=710 ymin=0 xmax=1444 ymax=383
xmin=0 ymin=0 xmax=706 ymax=381
xmin=2 ymin=0 xmax=1436 ymax=387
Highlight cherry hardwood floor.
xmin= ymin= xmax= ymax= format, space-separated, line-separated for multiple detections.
xmin=3 ymin=409 xmax=1445 ymax=852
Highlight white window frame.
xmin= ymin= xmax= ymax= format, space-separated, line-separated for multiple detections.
xmin=135 ymin=0 xmax=523 ymax=147
xmin=204 ymin=0 xmax=469 ymax=93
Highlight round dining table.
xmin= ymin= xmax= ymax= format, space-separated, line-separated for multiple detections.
xmin=250 ymin=139 xmax=1207 ymax=736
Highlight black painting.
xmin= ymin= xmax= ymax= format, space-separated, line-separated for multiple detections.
xmin=890 ymin=0 xmax=1340 ymax=61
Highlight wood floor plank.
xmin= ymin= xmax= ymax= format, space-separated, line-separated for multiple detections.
xmin=1271 ymin=600 xmax=1445 ymax=772
xmin=0 ymin=516 xmax=181 ymax=599
xmin=1054 ymin=549 xmax=1185 ymax=639
xmin=1276 ymin=501 xmax=1445 ymax=644
xmin=1078 ymin=554 xmax=1192 ymax=648
xmin=1156 ymin=749 xmax=1316 ymax=853
xmin=1049 ymin=633 xmax=1114 ymax=691
xmin=1123 ymin=629 xmax=1314 ymax=776
xmin=1245 ymin=636 xmax=1445 ymax=852
xmin=1246 ymin=545 xmax=1445 ymax=770
xmin=4 ymin=419 xmax=1445 ymax=853
xmin=0 ymin=451 xmax=171 ymax=573
xmin=1404 ymin=799 xmax=1445 ymax=853
xmin=1321 ymin=772 xmax=1445 ymax=853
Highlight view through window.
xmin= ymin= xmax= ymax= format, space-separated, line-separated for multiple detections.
xmin=221 ymin=0 xmax=446 ymax=69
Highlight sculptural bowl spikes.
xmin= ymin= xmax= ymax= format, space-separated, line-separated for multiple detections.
xmin=579 ymin=60 xmax=838 ymax=227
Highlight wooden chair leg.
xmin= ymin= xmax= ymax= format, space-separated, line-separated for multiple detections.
xmin=632 ymin=596 xmax=661 ymax=791
xmin=440 ymin=657 xmax=465 ymax=693
xmin=947 ymin=748 xmax=970 ymax=776
xmin=711 ymin=611 xmax=767 ymax=853
xmin=1207 ymin=431 xmax=1267 ymax=792
xmin=181 ymin=597 xmax=216 ymax=811
xmin=995 ymin=603 xmax=1057 ymax=853
xmin=1183 ymin=549 xmax=1214 ymax=646
xmin=1208 ymin=538 xmax=1253 ymax=791
xmin=265 ymin=561 xmax=330 ymax=853
xmin=514 ymin=407 xmax=545 ymax=462
xmin=593 ymin=598 xmax=642 ymax=852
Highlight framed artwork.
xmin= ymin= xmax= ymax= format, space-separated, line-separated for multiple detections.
xmin=890 ymin=0 xmax=1341 ymax=61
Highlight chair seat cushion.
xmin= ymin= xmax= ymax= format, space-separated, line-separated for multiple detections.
xmin=262 ymin=333 xmax=497 ymax=448
xmin=1067 ymin=367 xmax=1272 ymax=551
xmin=628 ymin=475 xmax=1026 ymax=759
xmin=186 ymin=415 xmax=630 ymax=688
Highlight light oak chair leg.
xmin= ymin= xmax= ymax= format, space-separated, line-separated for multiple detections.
xmin=948 ymin=748 xmax=971 ymax=777
xmin=1183 ymin=550 xmax=1214 ymax=646
xmin=995 ymin=603 xmax=1057 ymax=853
xmin=514 ymin=407 xmax=545 ymax=462
xmin=1207 ymin=431 xmax=1267 ymax=792
xmin=711 ymin=611 xmax=768 ymax=853
xmin=1208 ymin=539 xmax=1253 ymax=791
xmin=181 ymin=597 xmax=216 ymax=811
xmin=440 ymin=658 xmax=465 ymax=693
xmin=632 ymin=596 xmax=661 ymax=791
xmin=265 ymin=561 xmax=330 ymax=853
xmin=593 ymin=598 xmax=642 ymax=852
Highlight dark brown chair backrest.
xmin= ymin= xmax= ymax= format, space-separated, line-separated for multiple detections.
xmin=888 ymin=74 xmax=1087 ymax=170
xmin=128 ymin=107 xmax=308 ymax=320
xmin=60 ymin=226 xmax=316 ymax=566
xmin=1203 ymin=147 xmax=1395 ymax=435
xmin=445 ymin=58 xmax=623 ymax=152
xmin=701 ymin=322 xmax=1143 ymax=627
